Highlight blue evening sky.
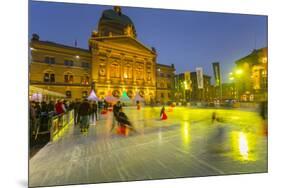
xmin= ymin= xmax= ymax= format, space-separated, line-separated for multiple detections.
xmin=29 ymin=1 xmax=267 ymax=83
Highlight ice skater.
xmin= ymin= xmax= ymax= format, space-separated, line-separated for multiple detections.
xmin=160 ymin=106 xmax=167 ymax=120
xmin=117 ymin=108 xmax=137 ymax=134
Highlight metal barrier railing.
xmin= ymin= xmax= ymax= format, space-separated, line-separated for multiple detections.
xmin=50 ymin=110 xmax=74 ymax=141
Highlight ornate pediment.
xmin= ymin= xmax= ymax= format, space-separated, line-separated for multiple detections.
xmin=92 ymin=36 xmax=155 ymax=56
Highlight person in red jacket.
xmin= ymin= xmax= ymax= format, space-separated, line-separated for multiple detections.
xmin=55 ymin=99 xmax=66 ymax=115
xmin=160 ymin=106 xmax=167 ymax=120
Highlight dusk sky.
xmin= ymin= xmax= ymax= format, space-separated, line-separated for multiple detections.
xmin=29 ymin=1 xmax=267 ymax=83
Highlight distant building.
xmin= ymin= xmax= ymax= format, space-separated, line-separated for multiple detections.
xmin=190 ymin=72 xmax=212 ymax=102
xmin=235 ymin=47 xmax=268 ymax=102
xmin=156 ymin=64 xmax=175 ymax=104
xmin=174 ymin=72 xmax=192 ymax=103
xmin=221 ymin=83 xmax=236 ymax=100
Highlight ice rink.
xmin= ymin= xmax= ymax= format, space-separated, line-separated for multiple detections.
xmin=29 ymin=106 xmax=267 ymax=187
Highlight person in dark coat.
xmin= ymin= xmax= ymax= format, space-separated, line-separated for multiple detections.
xmin=78 ymin=99 xmax=91 ymax=132
xmin=111 ymin=101 xmax=122 ymax=132
xmin=117 ymin=108 xmax=137 ymax=133
xmin=47 ymin=100 xmax=55 ymax=116
xmin=40 ymin=101 xmax=48 ymax=131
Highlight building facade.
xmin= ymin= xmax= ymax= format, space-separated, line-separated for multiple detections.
xmin=29 ymin=35 xmax=92 ymax=99
xmin=221 ymin=83 xmax=236 ymax=100
xmin=234 ymin=47 xmax=268 ymax=102
xmin=155 ymin=64 xmax=175 ymax=104
xmin=174 ymin=72 xmax=192 ymax=103
xmin=29 ymin=6 xmax=175 ymax=104
xmin=190 ymin=72 xmax=212 ymax=102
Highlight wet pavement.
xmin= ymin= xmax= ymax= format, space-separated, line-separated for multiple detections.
xmin=29 ymin=106 xmax=267 ymax=187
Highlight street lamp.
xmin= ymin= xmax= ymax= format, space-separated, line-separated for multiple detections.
xmin=235 ymin=69 xmax=243 ymax=75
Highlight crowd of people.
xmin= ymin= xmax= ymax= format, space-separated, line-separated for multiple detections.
xmin=29 ymin=99 xmax=76 ymax=136
xmin=30 ymin=96 xmax=171 ymax=139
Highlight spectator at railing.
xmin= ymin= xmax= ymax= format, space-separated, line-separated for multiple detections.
xmin=40 ymin=101 xmax=49 ymax=130
xmin=55 ymin=99 xmax=66 ymax=115
xmin=34 ymin=102 xmax=41 ymax=118
xmin=47 ymin=100 xmax=55 ymax=116
xmin=29 ymin=101 xmax=37 ymax=135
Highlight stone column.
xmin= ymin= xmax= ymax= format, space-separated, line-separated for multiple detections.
xmin=132 ymin=57 xmax=137 ymax=85
xmin=120 ymin=54 xmax=125 ymax=84
xmin=106 ymin=54 xmax=111 ymax=84
xmin=143 ymin=60 xmax=147 ymax=85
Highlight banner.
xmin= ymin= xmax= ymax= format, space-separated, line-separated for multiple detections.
xmin=212 ymin=62 xmax=221 ymax=87
xmin=196 ymin=67 xmax=204 ymax=89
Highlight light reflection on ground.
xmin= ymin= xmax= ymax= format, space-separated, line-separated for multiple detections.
xmin=29 ymin=106 xmax=267 ymax=187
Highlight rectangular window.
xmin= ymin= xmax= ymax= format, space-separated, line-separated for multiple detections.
xmin=82 ymin=62 xmax=89 ymax=68
xmin=64 ymin=60 xmax=74 ymax=66
xmin=45 ymin=57 xmax=55 ymax=64
xmin=69 ymin=60 xmax=74 ymax=66
xmin=64 ymin=60 xmax=69 ymax=66
xmin=44 ymin=57 xmax=50 ymax=64
xmin=50 ymin=57 xmax=55 ymax=64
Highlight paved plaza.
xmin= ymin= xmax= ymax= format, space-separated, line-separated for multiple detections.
xmin=29 ymin=106 xmax=267 ymax=187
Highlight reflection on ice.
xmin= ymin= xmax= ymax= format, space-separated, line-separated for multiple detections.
xmin=231 ymin=131 xmax=257 ymax=161
xmin=238 ymin=132 xmax=249 ymax=160
xmin=181 ymin=121 xmax=190 ymax=146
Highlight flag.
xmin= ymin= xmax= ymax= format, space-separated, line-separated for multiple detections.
xmin=196 ymin=67 xmax=204 ymax=89
xmin=212 ymin=62 xmax=221 ymax=87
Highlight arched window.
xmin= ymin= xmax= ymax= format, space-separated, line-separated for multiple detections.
xmin=81 ymin=74 xmax=90 ymax=85
xmin=66 ymin=90 xmax=72 ymax=98
xmin=82 ymin=91 xmax=88 ymax=98
xmin=43 ymin=70 xmax=55 ymax=83
xmin=64 ymin=72 xmax=74 ymax=83
xmin=110 ymin=63 xmax=120 ymax=78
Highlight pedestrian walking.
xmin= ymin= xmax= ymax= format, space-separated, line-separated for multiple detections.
xmin=78 ymin=99 xmax=91 ymax=133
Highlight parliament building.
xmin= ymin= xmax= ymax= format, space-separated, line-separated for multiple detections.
xmin=29 ymin=6 xmax=175 ymax=104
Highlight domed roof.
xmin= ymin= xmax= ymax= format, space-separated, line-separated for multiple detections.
xmin=98 ymin=6 xmax=137 ymax=38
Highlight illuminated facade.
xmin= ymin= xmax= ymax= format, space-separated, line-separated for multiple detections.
xmin=156 ymin=64 xmax=175 ymax=104
xmin=174 ymin=72 xmax=192 ymax=103
xmin=235 ymin=47 xmax=268 ymax=101
xmin=190 ymin=72 xmax=212 ymax=102
xmin=29 ymin=35 xmax=92 ymax=99
xmin=29 ymin=6 xmax=175 ymax=103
